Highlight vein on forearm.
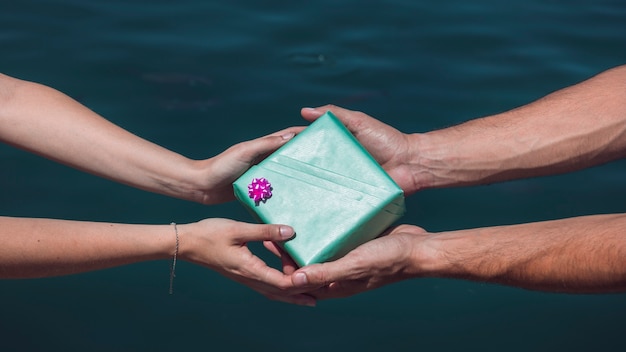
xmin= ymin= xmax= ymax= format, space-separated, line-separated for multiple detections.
xmin=435 ymin=214 xmax=626 ymax=293
xmin=414 ymin=65 xmax=626 ymax=189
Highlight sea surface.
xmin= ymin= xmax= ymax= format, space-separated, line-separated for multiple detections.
xmin=1 ymin=1 xmax=625 ymax=351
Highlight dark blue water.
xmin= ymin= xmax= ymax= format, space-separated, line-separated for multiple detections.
xmin=1 ymin=1 xmax=626 ymax=351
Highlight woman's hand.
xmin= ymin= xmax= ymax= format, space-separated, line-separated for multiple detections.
xmin=193 ymin=127 xmax=303 ymax=204
xmin=178 ymin=219 xmax=316 ymax=306
xmin=0 ymin=73 xmax=305 ymax=204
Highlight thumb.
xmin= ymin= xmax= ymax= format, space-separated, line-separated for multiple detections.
xmin=233 ymin=128 xmax=299 ymax=164
xmin=236 ymin=224 xmax=295 ymax=243
xmin=292 ymin=263 xmax=339 ymax=289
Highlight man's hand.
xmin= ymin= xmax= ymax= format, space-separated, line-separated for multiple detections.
xmin=283 ymin=225 xmax=431 ymax=299
xmin=301 ymin=106 xmax=421 ymax=194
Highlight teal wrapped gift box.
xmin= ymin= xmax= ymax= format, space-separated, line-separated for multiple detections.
xmin=233 ymin=111 xmax=405 ymax=267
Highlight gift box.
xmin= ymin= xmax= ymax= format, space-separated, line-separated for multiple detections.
xmin=233 ymin=111 xmax=405 ymax=267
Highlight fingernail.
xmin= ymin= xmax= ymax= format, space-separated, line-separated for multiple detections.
xmin=279 ymin=226 xmax=295 ymax=240
xmin=303 ymin=299 xmax=316 ymax=307
xmin=293 ymin=272 xmax=308 ymax=286
xmin=281 ymin=132 xmax=295 ymax=140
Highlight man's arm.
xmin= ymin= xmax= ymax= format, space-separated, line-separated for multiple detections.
xmin=301 ymin=64 xmax=626 ymax=194
xmin=427 ymin=214 xmax=626 ymax=293
xmin=287 ymin=65 xmax=626 ymax=299
xmin=414 ymin=64 xmax=626 ymax=190
xmin=290 ymin=214 xmax=626 ymax=297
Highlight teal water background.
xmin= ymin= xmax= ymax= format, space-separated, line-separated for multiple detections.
xmin=1 ymin=1 xmax=626 ymax=351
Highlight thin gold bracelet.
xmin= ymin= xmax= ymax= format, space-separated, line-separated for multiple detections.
xmin=169 ymin=222 xmax=179 ymax=295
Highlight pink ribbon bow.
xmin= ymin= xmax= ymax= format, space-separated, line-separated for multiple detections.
xmin=248 ymin=177 xmax=272 ymax=204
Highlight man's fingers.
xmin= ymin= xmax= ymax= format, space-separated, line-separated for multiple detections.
xmin=279 ymin=250 xmax=298 ymax=275
xmin=263 ymin=240 xmax=282 ymax=256
xmin=264 ymin=292 xmax=316 ymax=307
xmin=263 ymin=240 xmax=299 ymax=275
xmin=291 ymin=252 xmax=366 ymax=290
xmin=291 ymin=262 xmax=340 ymax=289
xmin=301 ymin=105 xmax=369 ymax=136
xmin=234 ymin=257 xmax=316 ymax=306
xmin=300 ymin=107 xmax=326 ymax=121
xmin=301 ymin=105 xmax=352 ymax=120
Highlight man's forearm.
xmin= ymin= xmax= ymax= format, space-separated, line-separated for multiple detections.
xmin=411 ymin=65 xmax=626 ymax=190
xmin=423 ymin=214 xmax=626 ymax=293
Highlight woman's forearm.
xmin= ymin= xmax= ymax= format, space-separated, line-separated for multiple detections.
xmin=0 ymin=74 xmax=205 ymax=201
xmin=424 ymin=213 xmax=626 ymax=293
xmin=0 ymin=216 xmax=173 ymax=278
xmin=412 ymin=65 xmax=626 ymax=190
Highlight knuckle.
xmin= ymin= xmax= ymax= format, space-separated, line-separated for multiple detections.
xmin=263 ymin=225 xmax=279 ymax=240
xmin=310 ymin=267 xmax=330 ymax=286
xmin=274 ymin=281 xmax=291 ymax=292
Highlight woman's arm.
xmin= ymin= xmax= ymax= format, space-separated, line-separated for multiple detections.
xmin=0 ymin=73 xmax=301 ymax=204
xmin=0 ymin=216 xmax=173 ymax=278
xmin=0 ymin=216 xmax=315 ymax=306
